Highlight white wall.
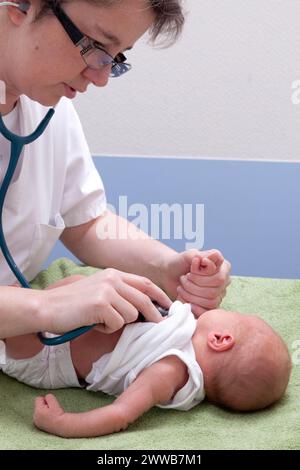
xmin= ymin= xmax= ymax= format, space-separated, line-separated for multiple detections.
xmin=74 ymin=0 xmax=300 ymax=161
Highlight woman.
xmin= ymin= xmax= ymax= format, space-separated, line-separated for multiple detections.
xmin=0 ymin=0 xmax=230 ymax=346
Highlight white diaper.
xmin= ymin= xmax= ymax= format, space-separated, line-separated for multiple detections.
xmin=0 ymin=339 xmax=81 ymax=389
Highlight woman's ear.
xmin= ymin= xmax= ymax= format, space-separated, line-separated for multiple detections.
xmin=7 ymin=3 xmax=29 ymax=26
xmin=207 ymin=331 xmax=235 ymax=352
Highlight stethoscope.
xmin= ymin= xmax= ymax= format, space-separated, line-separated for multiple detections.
xmin=0 ymin=108 xmax=169 ymax=345
xmin=0 ymin=1 xmax=95 ymax=345
xmin=0 ymin=108 xmax=96 ymax=345
xmin=0 ymin=107 xmax=169 ymax=344
xmin=0 ymin=2 xmax=168 ymax=346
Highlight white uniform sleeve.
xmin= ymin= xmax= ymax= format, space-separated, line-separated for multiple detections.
xmin=57 ymin=100 xmax=107 ymax=227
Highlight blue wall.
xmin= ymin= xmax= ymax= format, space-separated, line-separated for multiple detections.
xmin=47 ymin=157 xmax=300 ymax=279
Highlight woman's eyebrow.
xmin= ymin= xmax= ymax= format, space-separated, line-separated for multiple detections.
xmin=94 ymin=24 xmax=121 ymax=46
xmin=94 ymin=25 xmax=133 ymax=51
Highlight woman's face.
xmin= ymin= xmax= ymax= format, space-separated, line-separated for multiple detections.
xmin=2 ymin=0 xmax=154 ymax=106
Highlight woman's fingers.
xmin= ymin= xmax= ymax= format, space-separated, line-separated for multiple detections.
xmin=186 ymin=269 xmax=230 ymax=288
xmin=120 ymin=272 xmax=172 ymax=308
xmin=109 ymin=271 xmax=172 ymax=322
xmin=92 ymin=304 xmax=126 ymax=333
xmin=116 ymin=281 xmax=166 ymax=323
xmin=44 ymin=268 xmax=172 ymax=334
xmin=177 ymin=285 xmax=222 ymax=310
xmin=179 ymin=275 xmax=223 ymax=298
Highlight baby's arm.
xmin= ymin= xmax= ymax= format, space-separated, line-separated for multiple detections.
xmin=34 ymin=355 xmax=187 ymax=438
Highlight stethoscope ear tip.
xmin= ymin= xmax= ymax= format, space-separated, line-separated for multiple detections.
xmin=0 ymin=2 xmax=30 ymax=12
xmin=19 ymin=2 xmax=30 ymax=12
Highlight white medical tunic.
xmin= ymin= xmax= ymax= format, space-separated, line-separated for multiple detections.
xmin=0 ymin=95 xmax=106 ymax=286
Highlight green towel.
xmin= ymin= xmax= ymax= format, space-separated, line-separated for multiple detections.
xmin=0 ymin=258 xmax=299 ymax=450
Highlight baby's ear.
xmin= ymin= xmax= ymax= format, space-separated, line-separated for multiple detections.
xmin=207 ymin=332 xmax=235 ymax=352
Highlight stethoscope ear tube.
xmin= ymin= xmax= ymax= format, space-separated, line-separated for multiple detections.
xmin=0 ymin=108 xmax=94 ymax=345
xmin=0 ymin=108 xmax=169 ymax=346
xmin=37 ymin=325 xmax=94 ymax=346
xmin=0 ymin=109 xmax=56 ymax=289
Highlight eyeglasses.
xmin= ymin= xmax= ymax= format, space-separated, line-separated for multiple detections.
xmin=49 ymin=1 xmax=132 ymax=78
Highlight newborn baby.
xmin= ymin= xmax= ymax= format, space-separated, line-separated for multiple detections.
xmin=2 ymin=281 xmax=291 ymax=437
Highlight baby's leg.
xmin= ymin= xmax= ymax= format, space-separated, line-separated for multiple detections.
xmin=5 ymin=275 xmax=85 ymax=359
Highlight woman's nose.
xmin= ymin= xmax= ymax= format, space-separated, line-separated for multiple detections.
xmin=82 ymin=65 xmax=111 ymax=87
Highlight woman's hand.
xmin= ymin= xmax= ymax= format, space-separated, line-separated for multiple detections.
xmin=41 ymin=268 xmax=172 ymax=334
xmin=161 ymin=249 xmax=231 ymax=316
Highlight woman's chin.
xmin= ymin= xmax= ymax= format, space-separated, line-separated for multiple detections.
xmin=28 ymin=91 xmax=62 ymax=108
xmin=38 ymin=97 xmax=62 ymax=107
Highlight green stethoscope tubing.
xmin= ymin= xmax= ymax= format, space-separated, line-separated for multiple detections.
xmin=0 ymin=108 xmax=94 ymax=345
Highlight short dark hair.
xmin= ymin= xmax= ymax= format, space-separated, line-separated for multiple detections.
xmin=36 ymin=0 xmax=185 ymax=46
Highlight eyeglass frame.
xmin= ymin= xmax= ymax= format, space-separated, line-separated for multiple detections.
xmin=49 ymin=1 xmax=132 ymax=78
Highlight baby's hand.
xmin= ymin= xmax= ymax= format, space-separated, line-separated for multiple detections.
xmin=177 ymin=250 xmax=229 ymax=317
xmin=191 ymin=252 xmax=223 ymax=276
xmin=34 ymin=394 xmax=67 ymax=437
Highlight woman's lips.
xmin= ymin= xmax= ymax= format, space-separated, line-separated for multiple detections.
xmin=63 ymin=83 xmax=77 ymax=99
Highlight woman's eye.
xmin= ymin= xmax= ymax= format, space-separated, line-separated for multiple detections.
xmin=94 ymin=41 xmax=108 ymax=50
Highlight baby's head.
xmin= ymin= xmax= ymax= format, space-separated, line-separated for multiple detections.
xmin=193 ymin=309 xmax=291 ymax=411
